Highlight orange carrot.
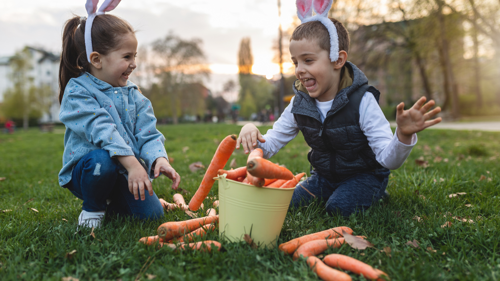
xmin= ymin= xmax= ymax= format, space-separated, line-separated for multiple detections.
xmin=264 ymin=178 xmax=278 ymax=186
xmin=323 ymin=254 xmax=389 ymax=281
xmin=267 ymin=179 xmax=288 ymax=187
xmin=173 ymin=193 xmax=188 ymax=210
xmin=218 ymin=167 xmax=247 ymax=180
xmin=157 ymin=215 xmax=219 ymax=240
xmin=279 ymin=226 xmax=353 ymax=255
xmin=139 ymin=235 xmax=164 ymax=245
xmin=279 ymin=172 xmax=306 ymax=188
xmin=242 ymin=177 xmax=250 ymax=184
xmin=189 ymin=135 xmax=237 ymax=211
xmin=159 ymin=199 xmax=177 ymax=211
xmin=306 ymin=256 xmax=352 ymax=281
xmin=293 ymin=238 xmax=345 ymax=260
xmin=247 ymin=157 xmax=294 ymax=180
xmin=236 ymin=176 xmax=245 ymax=182
xmin=178 ymin=224 xmax=216 ymax=243
xmin=178 ymin=241 xmax=222 ymax=252
xmin=249 ymin=176 xmax=265 ymax=187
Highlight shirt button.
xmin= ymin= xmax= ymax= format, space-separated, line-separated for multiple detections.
xmin=114 ymin=91 xmax=117 ymax=94
xmin=127 ymin=141 xmax=129 ymax=144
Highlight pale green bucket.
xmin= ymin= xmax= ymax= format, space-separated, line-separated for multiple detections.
xmin=217 ymin=174 xmax=296 ymax=248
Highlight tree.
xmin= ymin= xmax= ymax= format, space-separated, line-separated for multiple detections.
xmin=238 ymin=38 xmax=253 ymax=75
xmin=148 ymin=32 xmax=210 ymax=124
xmin=1 ymin=47 xmax=53 ymax=129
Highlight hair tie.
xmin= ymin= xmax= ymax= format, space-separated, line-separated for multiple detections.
xmin=84 ymin=0 xmax=122 ymax=63
xmin=296 ymin=0 xmax=339 ymax=62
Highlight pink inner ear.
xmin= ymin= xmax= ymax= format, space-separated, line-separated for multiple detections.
xmin=313 ymin=0 xmax=332 ymax=15
xmin=297 ymin=0 xmax=313 ymax=19
xmin=103 ymin=0 xmax=121 ymax=12
xmin=85 ymin=0 xmax=99 ymax=14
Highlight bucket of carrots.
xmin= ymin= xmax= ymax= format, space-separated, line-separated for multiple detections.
xmin=217 ymin=173 xmax=296 ymax=248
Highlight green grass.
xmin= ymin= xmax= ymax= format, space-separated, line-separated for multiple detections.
xmin=1 ymin=124 xmax=499 ymax=281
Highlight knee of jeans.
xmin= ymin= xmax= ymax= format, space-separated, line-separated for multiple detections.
xmin=143 ymin=201 xmax=164 ymax=220
xmin=86 ymin=149 xmax=117 ymax=176
xmin=325 ymin=200 xmax=357 ymax=217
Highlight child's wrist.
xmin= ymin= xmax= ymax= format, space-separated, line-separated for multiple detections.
xmin=396 ymin=129 xmax=413 ymax=144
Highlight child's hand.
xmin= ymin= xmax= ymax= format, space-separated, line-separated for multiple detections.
xmin=154 ymin=157 xmax=181 ymax=190
xmin=236 ymin=123 xmax=265 ymax=154
xmin=127 ymin=164 xmax=153 ymax=201
xmin=396 ymin=96 xmax=442 ymax=144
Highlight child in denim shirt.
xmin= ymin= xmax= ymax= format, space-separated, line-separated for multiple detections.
xmin=58 ymin=1 xmax=180 ymax=228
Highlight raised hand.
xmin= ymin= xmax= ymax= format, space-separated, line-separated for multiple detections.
xmin=154 ymin=157 xmax=180 ymax=190
xmin=396 ymin=97 xmax=442 ymax=144
xmin=236 ymin=123 xmax=266 ymax=154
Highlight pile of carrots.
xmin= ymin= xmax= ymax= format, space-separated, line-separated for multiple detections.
xmin=279 ymin=226 xmax=389 ymax=281
xmin=218 ymin=147 xmax=306 ymax=189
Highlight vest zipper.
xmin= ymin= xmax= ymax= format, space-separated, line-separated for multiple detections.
xmin=319 ymin=125 xmax=324 ymax=137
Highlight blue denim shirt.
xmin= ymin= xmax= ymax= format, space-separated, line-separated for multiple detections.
xmin=58 ymin=72 xmax=168 ymax=187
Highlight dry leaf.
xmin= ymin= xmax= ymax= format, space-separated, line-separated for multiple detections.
xmin=479 ymin=175 xmax=486 ymax=181
xmin=442 ymin=252 xmax=446 ymax=255
xmin=182 ymin=146 xmax=189 ymax=153
xmin=146 ymin=273 xmax=157 ymax=280
xmin=426 ymin=247 xmax=437 ymax=253
xmin=177 ymin=188 xmax=189 ymax=195
xmin=244 ymin=234 xmax=258 ymax=249
xmin=342 ymin=230 xmax=374 ymax=250
xmin=419 ymin=195 xmax=426 ymax=200
xmin=65 ymin=250 xmax=77 ymax=259
xmin=434 ymin=156 xmax=442 ymax=163
xmin=29 ymin=208 xmax=38 ymax=213
xmin=487 ymin=171 xmax=490 ymax=174
xmin=383 ymin=246 xmax=392 ymax=257
xmin=62 ymin=277 xmax=79 ymax=281
xmin=435 ymin=146 xmax=443 ymax=152
xmin=229 ymin=158 xmax=237 ymax=169
xmin=413 ymin=216 xmax=422 ymax=223
xmin=62 ymin=218 xmax=68 ymax=222
xmin=465 ymin=204 xmax=472 ymax=208
xmin=189 ymin=162 xmax=205 ymax=173
xmin=441 ymin=221 xmax=453 ymax=228
xmin=1 ymin=209 xmax=12 ymax=213
xmin=405 ymin=239 xmax=419 ymax=248
xmin=452 ymin=216 xmax=474 ymax=223
xmin=360 ymin=253 xmax=365 ymax=256
xmin=440 ymin=178 xmax=445 ymax=182
xmin=0 ymin=177 xmax=5 ymax=181
xmin=448 ymin=192 xmax=466 ymax=198
xmin=423 ymin=145 xmax=431 ymax=151
xmin=90 ymin=227 xmax=96 ymax=239
xmin=444 ymin=158 xmax=449 ymax=163
xmin=415 ymin=158 xmax=429 ymax=168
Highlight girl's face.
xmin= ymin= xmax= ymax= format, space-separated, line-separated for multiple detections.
xmin=290 ymin=38 xmax=340 ymax=102
xmin=98 ymin=32 xmax=138 ymax=87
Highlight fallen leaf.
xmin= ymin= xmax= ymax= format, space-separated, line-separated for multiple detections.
xmin=360 ymin=253 xmax=365 ymax=256
xmin=62 ymin=218 xmax=68 ymax=222
xmin=426 ymin=247 xmax=437 ymax=253
xmin=229 ymin=158 xmax=237 ymax=169
xmin=0 ymin=177 xmax=6 ymax=181
xmin=146 ymin=273 xmax=157 ymax=280
xmin=479 ymin=175 xmax=486 ymax=181
xmin=182 ymin=146 xmax=189 ymax=153
xmin=213 ymin=200 xmax=219 ymax=208
xmin=342 ymin=231 xmax=374 ymax=250
xmin=65 ymin=250 xmax=77 ymax=259
xmin=1 ymin=209 xmax=12 ymax=213
xmin=423 ymin=145 xmax=431 ymax=151
xmin=415 ymin=158 xmax=429 ymax=168
xmin=383 ymin=246 xmax=392 ymax=257
xmin=62 ymin=277 xmax=79 ymax=281
xmin=448 ymin=192 xmax=466 ymax=198
xmin=189 ymin=162 xmax=205 ymax=173
xmin=419 ymin=195 xmax=426 ymax=200
xmin=244 ymin=234 xmax=258 ymax=249
xmin=442 ymin=252 xmax=446 ymax=255
xmin=90 ymin=227 xmax=96 ymax=239
xmin=435 ymin=146 xmax=443 ymax=152
xmin=177 ymin=188 xmax=189 ymax=195
xmin=488 ymin=178 xmax=492 ymax=182
xmin=440 ymin=178 xmax=445 ymax=182
xmin=465 ymin=204 xmax=472 ymax=207
xmin=433 ymin=156 xmax=442 ymax=163
xmin=444 ymin=158 xmax=449 ymax=163
xmin=29 ymin=208 xmax=38 ymax=213
xmin=405 ymin=239 xmax=419 ymax=248
xmin=413 ymin=216 xmax=422 ymax=223
xmin=452 ymin=216 xmax=474 ymax=223
xmin=441 ymin=221 xmax=453 ymax=228
xmin=487 ymin=171 xmax=490 ymax=174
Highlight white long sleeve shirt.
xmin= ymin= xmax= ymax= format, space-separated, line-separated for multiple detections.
xmin=258 ymin=92 xmax=417 ymax=170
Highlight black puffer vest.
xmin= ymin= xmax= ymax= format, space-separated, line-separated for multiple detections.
xmin=291 ymin=62 xmax=388 ymax=182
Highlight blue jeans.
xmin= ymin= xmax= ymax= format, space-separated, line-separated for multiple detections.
xmin=66 ymin=149 xmax=164 ymax=220
xmin=290 ymin=169 xmax=390 ymax=217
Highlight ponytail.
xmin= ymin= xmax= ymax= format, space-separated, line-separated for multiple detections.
xmin=58 ymin=14 xmax=134 ymax=104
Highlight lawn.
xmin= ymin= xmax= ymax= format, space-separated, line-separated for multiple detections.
xmin=0 ymin=124 xmax=499 ymax=281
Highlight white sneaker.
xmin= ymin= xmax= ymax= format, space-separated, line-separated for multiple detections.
xmin=78 ymin=210 xmax=105 ymax=228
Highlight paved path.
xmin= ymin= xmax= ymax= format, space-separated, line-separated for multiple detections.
xmin=389 ymin=121 xmax=500 ymax=132
xmin=239 ymin=121 xmax=500 ymax=132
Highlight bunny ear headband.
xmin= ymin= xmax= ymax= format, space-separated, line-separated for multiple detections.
xmin=296 ymin=0 xmax=339 ymax=62
xmin=84 ymin=0 xmax=122 ymax=62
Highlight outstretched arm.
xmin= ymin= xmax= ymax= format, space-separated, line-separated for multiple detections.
xmin=396 ymin=97 xmax=442 ymax=144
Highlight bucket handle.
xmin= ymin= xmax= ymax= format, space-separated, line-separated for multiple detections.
xmin=215 ymin=173 xmax=231 ymax=189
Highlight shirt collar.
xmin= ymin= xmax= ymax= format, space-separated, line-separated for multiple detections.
xmin=84 ymin=72 xmax=138 ymax=92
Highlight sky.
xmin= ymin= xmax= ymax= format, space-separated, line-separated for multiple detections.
xmin=0 ymin=0 xmax=298 ymax=100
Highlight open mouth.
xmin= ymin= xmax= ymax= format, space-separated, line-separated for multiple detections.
xmin=301 ymin=78 xmax=317 ymax=91
xmin=122 ymin=71 xmax=132 ymax=79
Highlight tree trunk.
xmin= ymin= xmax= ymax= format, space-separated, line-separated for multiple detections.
xmin=436 ymin=2 xmax=460 ymax=118
xmin=436 ymin=41 xmax=451 ymax=111
xmin=414 ymin=50 xmax=433 ymax=100
xmin=472 ymin=11 xmax=482 ymax=108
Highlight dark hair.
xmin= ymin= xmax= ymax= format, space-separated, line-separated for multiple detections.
xmin=59 ymin=14 xmax=134 ymax=103
xmin=291 ymin=18 xmax=350 ymax=54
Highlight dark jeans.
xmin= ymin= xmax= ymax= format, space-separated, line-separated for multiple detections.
xmin=66 ymin=149 xmax=164 ymax=220
xmin=290 ymin=169 xmax=390 ymax=217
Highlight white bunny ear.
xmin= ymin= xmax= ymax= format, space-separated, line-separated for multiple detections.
xmin=313 ymin=0 xmax=333 ymax=17
xmin=98 ymin=0 xmax=121 ymax=13
xmin=85 ymin=0 xmax=99 ymax=15
xmin=296 ymin=0 xmax=313 ymax=22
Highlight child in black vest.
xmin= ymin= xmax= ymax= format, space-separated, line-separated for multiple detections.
xmin=236 ymin=5 xmax=441 ymax=217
